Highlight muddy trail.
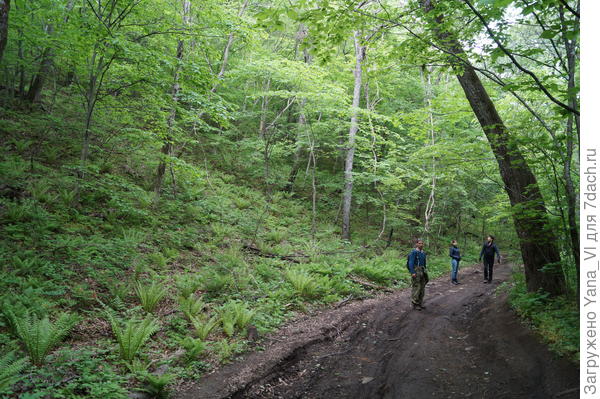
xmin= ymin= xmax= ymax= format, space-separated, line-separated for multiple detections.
xmin=177 ymin=261 xmax=579 ymax=399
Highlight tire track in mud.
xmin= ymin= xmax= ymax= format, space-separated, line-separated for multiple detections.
xmin=177 ymin=261 xmax=578 ymax=399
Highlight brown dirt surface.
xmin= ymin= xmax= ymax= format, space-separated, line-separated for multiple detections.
xmin=176 ymin=261 xmax=579 ymax=399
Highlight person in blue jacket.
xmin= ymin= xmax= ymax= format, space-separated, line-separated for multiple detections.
xmin=408 ymin=239 xmax=429 ymax=310
xmin=449 ymin=239 xmax=461 ymax=285
xmin=479 ymin=235 xmax=501 ymax=283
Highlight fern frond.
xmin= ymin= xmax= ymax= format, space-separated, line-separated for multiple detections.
xmin=0 ymin=351 xmax=28 ymax=390
xmin=108 ymin=314 xmax=159 ymax=362
xmin=135 ymin=281 xmax=167 ymax=313
xmin=3 ymin=310 xmax=77 ymax=366
xmin=178 ymin=295 xmax=205 ymax=321
xmin=191 ymin=316 xmax=219 ymax=340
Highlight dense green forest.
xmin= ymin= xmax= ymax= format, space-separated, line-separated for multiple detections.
xmin=0 ymin=0 xmax=579 ymax=397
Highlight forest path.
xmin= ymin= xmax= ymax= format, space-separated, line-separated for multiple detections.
xmin=176 ymin=260 xmax=578 ymax=399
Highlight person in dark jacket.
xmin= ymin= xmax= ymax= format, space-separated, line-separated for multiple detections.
xmin=479 ymin=235 xmax=501 ymax=283
xmin=449 ymin=240 xmax=461 ymax=285
xmin=408 ymin=239 xmax=428 ymax=310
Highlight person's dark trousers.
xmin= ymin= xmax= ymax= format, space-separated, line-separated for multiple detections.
xmin=483 ymin=256 xmax=494 ymax=281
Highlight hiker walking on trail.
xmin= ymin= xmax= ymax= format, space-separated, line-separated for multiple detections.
xmin=479 ymin=235 xmax=501 ymax=284
xmin=449 ymin=240 xmax=461 ymax=285
xmin=408 ymin=239 xmax=429 ymax=310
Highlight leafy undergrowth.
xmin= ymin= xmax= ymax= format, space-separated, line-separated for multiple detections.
xmin=0 ymin=151 xmax=467 ymax=398
xmin=505 ymin=269 xmax=579 ymax=363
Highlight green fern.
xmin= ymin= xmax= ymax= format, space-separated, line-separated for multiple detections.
xmin=140 ymin=373 xmax=174 ymax=399
xmin=190 ymin=316 xmax=219 ymax=340
xmin=126 ymin=358 xmax=151 ymax=375
xmin=107 ymin=314 xmax=159 ymax=362
xmin=0 ymin=351 xmax=28 ymax=390
xmin=135 ymin=281 xmax=167 ymax=313
xmin=218 ymin=301 xmax=255 ymax=337
xmin=180 ymin=337 xmax=206 ymax=363
xmin=175 ymin=274 xmax=202 ymax=298
xmin=4 ymin=310 xmax=78 ymax=366
xmin=178 ymin=295 xmax=205 ymax=321
xmin=285 ymin=269 xmax=319 ymax=298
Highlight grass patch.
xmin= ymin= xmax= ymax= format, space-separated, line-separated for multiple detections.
xmin=507 ymin=269 xmax=579 ymax=362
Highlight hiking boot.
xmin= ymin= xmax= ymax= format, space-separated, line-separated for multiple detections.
xmin=452 ymin=280 xmax=459 ymax=285
xmin=483 ymin=280 xmax=488 ymax=284
xmin=412 ymin=304 xmax=423 ymax=311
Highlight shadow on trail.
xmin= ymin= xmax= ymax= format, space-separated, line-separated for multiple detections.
xmin=177 ymin=261 xmax=578 ymax=399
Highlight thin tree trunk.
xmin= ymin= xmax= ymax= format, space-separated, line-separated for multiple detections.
xmin=421 ymin=66 xmax=436 ymax=235
xmin=284 ymin=98 xmax=307 ymax=193
xmin=364 ymin=79 xmax=386 ymax=240
xmin=421 ymin=0 xmax=566 ymax=295
xmin=285 ymin=32 xmax=312 ymax=193
xmin=79 ymin=47 xmax=102 ymax=180
xmin=0 ymin=0 xmax=10 ymax=64
xmin=342 ymin=32 xmax=365 ymax=241
xmin=154 ymin=0 xmax=190 ymax=200
xmin=17 ymin=29 xmax=24 ymax=96
xmin=210 ymin=0 xmax=248 ymax=94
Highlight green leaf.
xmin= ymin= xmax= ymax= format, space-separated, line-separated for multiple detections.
xmin=540 ymin=30 xmax=558 ymax=39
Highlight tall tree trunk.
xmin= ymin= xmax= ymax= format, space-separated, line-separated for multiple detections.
xmin=154 ymin=1 xmax=190 ymax=199
xmin=559 ymin=4 xmax=580 ymax=297
xmin=341 ymin=32 xmax=365 ymax=241
xmin=421 ymin=0 xmax=566 ymax=295
xmin=0 ymin=0 xmax=9 ymax=64
xmin=421 ymin=66 xmax=436 ymax=236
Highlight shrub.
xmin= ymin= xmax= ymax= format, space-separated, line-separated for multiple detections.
xmin=107 ymin=314 xmax=160 ymax=362
xmin=4 ymin=310 xmax=78 ymax=366
xmin=0 ymin=350 xmax=28 ymax=391
xmin=135 ymin=281 xmax=167 ymax=313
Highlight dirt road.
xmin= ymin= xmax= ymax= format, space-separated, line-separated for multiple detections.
xmin=177 ymin=262 xmax=579 ymax=399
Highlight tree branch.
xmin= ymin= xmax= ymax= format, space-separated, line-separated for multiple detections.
xmin=558 ymin=0 xmax=580 ymax=18
xmin=462 ymin=0 xmax=578 ymax=115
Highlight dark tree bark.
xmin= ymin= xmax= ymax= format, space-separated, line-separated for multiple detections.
xmin=421 ymin=0 xmax=566 ymax=295
xmin=0 ymin=0 xmax=10 ymax=64
xmin=559 ymin=4 xmax=580 ymax=298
